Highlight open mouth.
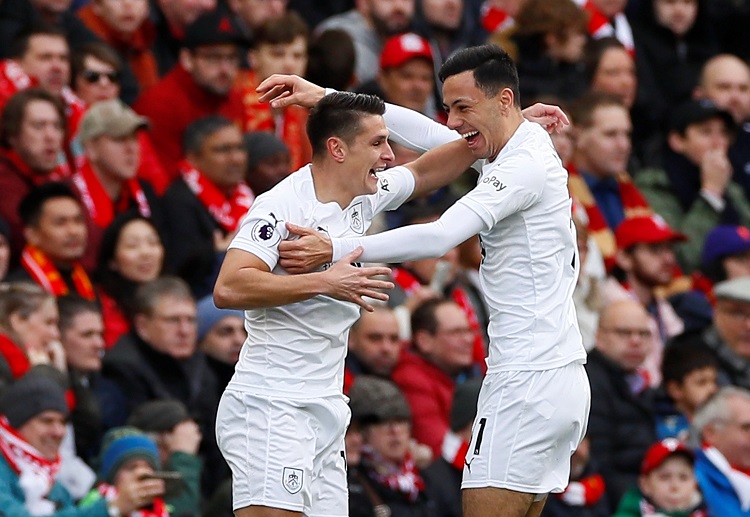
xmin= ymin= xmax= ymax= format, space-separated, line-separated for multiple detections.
xmin=462 ymin=130 xmax=479 ymax=146
xmin=369 ymin=166 xmax=385 ymax=180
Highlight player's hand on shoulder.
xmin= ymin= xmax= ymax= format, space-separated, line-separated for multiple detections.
xmin=256 ymin=74 xmax=326 ymax=109
xmin=322 ymin=247 xmax=394 ymax=312
xmin=279 ymin=223 xmax=333 ymax=274
xmin=522 ymin=103 xmax=570 ymax=134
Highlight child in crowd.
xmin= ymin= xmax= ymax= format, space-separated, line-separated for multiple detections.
xmin=655 ymin=344 xmax=719 ymax=441
xmin=613 ymin=438 xmax=708 ymax=516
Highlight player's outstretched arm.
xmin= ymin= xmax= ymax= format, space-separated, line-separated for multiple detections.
xmin=214 ymin=248 xmax=394 ymax=312
xmin=256 ymin=74 xmax=326 ymax=109
xmin=406 ymin=139 xmax=476 ymax=199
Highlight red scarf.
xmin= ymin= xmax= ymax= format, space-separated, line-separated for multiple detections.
xmin=178 ymin=160 xmax=254 ymax=233
xmin=480 ymin=2 xmax=515 ymax=33
xmin=555 ymin=474 xmax=606 ymax=506
xmin=0 ymin=334 xmax=31 ymax=379
xmin=580 ymin=0 xmax=635 ymax=55
xmin=362 ymin=446 xmax=425 ymax=502
xmin=235 ymin=69 xmax=312 ymax=171
xmin=96 ymin=483 xmax=169 ymax=517
xmin=1 ymin=149 xmax=69 ymax=183
xmin=21 ymin=245 xmax=96 ymax=300
xmin=72 ymin=159 xmax=151 ymax=228
xmin=567 ymin=164 xmax=651 ymax=270
xmin=0 ymin=416 xmax=61 ymax=511
xmin=392 ymin=267 xmax=487 ymax=372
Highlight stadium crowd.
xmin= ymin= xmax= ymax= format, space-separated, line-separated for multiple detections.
xmin=1 ymin=0 xmax=750 ymax=515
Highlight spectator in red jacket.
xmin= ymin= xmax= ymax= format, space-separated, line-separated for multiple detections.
xmin=133 ymin=10 xmax=246 ymax=178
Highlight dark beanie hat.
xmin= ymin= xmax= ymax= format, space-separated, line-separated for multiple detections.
xmin=0 ymin=371 xmax=69 ymax=428
xmin=127 ymin=399 xmax=190 ymax=433
xmin=98 ymin=426 xmax=160 ymax=483
xmin=348 ymin=376 xmax=411 ymax=423
xmin=450 ymin=378 xmax=483 ymax=432
xmin=244 ymin=131 xmax=289 ymax=170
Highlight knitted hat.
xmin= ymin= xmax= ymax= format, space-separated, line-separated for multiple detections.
xmin=98 ymin=426 xmax=160 ymax=483
xmin=449 ymin=377 xmax=483 ymax=432
xmin=127 ymin=399 xmax=190 ymax=433
xmin=348 ymin=376 xmax=411 ymax=424
xmin=0 ymin=371 xmax=69 ymax=428
xmin=196 ymin=295 xmax=243 ymax=343
xmin=244 ymin=131 xmax=289 ymax=170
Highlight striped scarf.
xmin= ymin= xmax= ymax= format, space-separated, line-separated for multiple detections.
xmin=567 ymin=164 xmax=651 ymax=270
xmin=21 ymin=245 xmax=96 ymax=300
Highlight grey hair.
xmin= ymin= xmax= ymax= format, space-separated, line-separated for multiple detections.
xmin=690 ymin=386 xmax=750 ymax=447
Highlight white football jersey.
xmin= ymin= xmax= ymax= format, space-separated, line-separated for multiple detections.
xmin=227 ymin=164 xmax=414 ymax=397
xmin=457 ymin=121 xmax=586 ymax=372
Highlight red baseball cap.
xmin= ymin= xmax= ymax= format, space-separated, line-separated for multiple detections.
xmin=641 ymin=438 xmax=694 ymax=475
xmin=615 ymin=215 xmax=687 ymax=250
xmin=380 ymin=33 xmax=434 ymax=70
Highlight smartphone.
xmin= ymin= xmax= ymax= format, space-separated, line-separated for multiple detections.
xmin=145 ymin=471 xmax=183 ymax=499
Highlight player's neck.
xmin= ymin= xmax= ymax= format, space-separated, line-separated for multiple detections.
xmin=488 ymin=112 xmax=524 ymax=162
xmin=310 ymin=161 xmax=355 ymax=209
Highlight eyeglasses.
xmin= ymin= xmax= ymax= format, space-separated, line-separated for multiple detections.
xmin=81 ymin=70 xmax=120 ymax=84
xmin=600 ymin=327 xmax=652 ymax=339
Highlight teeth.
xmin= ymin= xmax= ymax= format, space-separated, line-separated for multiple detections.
xmin=462 ymin=131 xmax=479 ymax=139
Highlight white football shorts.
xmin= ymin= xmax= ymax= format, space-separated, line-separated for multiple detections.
xmin=462 ymin=361 xmax=590 ymax=494
xmin=216 ymin=389 xmax=351 ymax=516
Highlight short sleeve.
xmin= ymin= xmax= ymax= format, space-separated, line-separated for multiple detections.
xmin=458 ymin=153 xmax=546 ymax=227
xmin=368 ymin=166 xmax=416 ymax=214
xmin=228 ymin=196 xmax=290 ymax=269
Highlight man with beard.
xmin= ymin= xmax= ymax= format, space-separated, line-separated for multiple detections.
xmin=601 ymin=215 xmax=687 ymax=386
xmin=318 ymin=0 xmax=415 ymax=86
xmin=134 ymin=10 xmax=246 ymax=178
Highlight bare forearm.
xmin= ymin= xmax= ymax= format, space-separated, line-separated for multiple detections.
xmin=214 ymin=268 xmax=329 ymax=309
xmin=409 ymin=139 xmax=476 ymax=198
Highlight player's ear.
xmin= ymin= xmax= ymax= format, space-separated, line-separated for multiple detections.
xmin=327 ymin=136 xmax=346 ymax=163
xmin=499 ymin=88 xmax=514 ymax=112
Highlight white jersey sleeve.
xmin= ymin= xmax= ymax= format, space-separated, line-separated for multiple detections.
xmin=369 ymin=165 xmax=416 ymax=214
xmin=458 ymin=150 xmax=546 ymax=228
xmin=384 ymin=103 xmax=459 ymax=152
xmin=228 ymin=194 xmax=290 ymax=269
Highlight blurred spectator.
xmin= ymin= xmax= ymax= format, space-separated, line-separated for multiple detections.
xmin=305 ymin=28 xmax=357 ymax=91
xmin=0 ymin=28 xmax=87 ymax=147
xmin=69 ymin=43 xmax=171 ymax=194
xmin=127 ymin=400 xmax=204 ymax=517
xmin=133 ymin=10 xmax=245 ymax=178
xmin=490 ymin=0 xmax=588 ymax=104
xmin=100 ymin=277 xmax=223 ymax=495
xmin=541 ymin=435 xmax=609 ymax=517
xmin=692 ymin=386 xmax=750 ymax=516
xmin=347 ymin=375 xmax=439 ymax=516
xmin=575 ymin=0 xmax=633 ymax=53
xmin=393 ymin=298 xmax=479 ymax=460
xmin=630 ymin=0 xmax=719 ymax=153
xmin=693 ymin=54 xmax=750 ymax=201
xmin=149 ymin=0 xmax=217 ymax=75
xmin=635 ymin=99 xmax=749 ymax=273
xmin=612 ymin=438 xmax=708 ymax=516
xmin=567 ymin=91 xmax=651 ymax=269
xmin=344 ymin=306 xmax=402 ymax=393
xmin=317 ymin=0 xmax=415 ymax=86
xmin=0 ymin=282 xmax=59 ymax=387
xmin=58 ymin=295 xmax=105 ymax=463
xmin=0 ymin=89 xmax=67 ymax=260
xmin=572 ymin=211 xmax=606 ymax=351
xmin=9 ymin=182 xmax=94 ymax=301
xmin=479 ymin=0 xmax=527 ymax=33
xmin=357 ymin=32 xmax=438 ymax=119
xmin=0 ymin=219 xmax=11 ymax=282
xmin=695 ymin=225 xmax=750 ymax=301
xmin=77 ymin=0 xmax=159 ymax=104
xmin=195 ymin=295 xmax=243 ymax=391
xmin=94 ymin=213 xmax=164 ymax=348
xmin=163 ymin=116 xmax=252 ymax=297
xmin=243 ymin=131 xmax=291 ymax=195
xmin=606 ymin=215 xmax=686 ymax=382
xmin=236 ymin=12 xmax=312 ymax=171
xmin=586 ymin=300 xmax=658 ymax=511
xmin=656 ymin=342 xmax=718 ymax=441
xmin=422 ymin=377 xmax=482 ymax=517
xmin=73 ymin=100 xmax=163 ymax=268
xmin=79 ymin=426 xmax=168 ymax=516
xmin=669 ymin=277 xmax=750 ymax=390
xmin=227 ymin=0 xmax=287 ymax=38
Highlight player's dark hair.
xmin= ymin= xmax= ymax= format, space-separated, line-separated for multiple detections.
xmin=411 ymin=298 xmax=452 ymax=336
xmin=662 ymin=343 xmax=718 ymax=386
xmin=18 ymin=182 xmax=79 ymax=227
xmin=306 ymin=92 xmax=385 ymax=156
xmin=438 ymin=44 xmax=520 ymax=105
xmin=183 ymin=115 xmax=236 ymax=155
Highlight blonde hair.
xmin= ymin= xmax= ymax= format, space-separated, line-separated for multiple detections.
xmin=0 ymin=282 xmax=54 ymax=331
